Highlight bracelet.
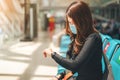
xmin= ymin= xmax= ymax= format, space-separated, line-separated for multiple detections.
xmin=51 ymin=52 xmax=56 ymax=56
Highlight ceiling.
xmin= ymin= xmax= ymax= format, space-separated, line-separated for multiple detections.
xmin=18 ymin=0 xmax=118 ymax=7
xmin=0 ymin=0 xmax=119 ymax=21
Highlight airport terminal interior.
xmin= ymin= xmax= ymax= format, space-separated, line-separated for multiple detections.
xmin=0 ymin=0 xmax=120 ymax=80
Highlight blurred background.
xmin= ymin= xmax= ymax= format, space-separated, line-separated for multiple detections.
xmin=0 ymin=0 xmax=120 ymax=80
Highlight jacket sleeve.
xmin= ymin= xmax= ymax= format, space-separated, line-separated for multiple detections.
xmin=51 ymin=34 xmax=101 ymax=72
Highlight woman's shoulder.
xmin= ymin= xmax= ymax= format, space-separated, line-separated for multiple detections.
xmin=87 ymin=32 xmax=101 ymax=40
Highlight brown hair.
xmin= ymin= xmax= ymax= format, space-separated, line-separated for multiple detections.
xmin=66 ymin=1 xmax=98 ymax=54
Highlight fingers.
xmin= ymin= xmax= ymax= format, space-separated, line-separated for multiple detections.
xmin=43 ymin=51 xmax=47 ymax=58
xmin=43 ymin=48 xmax=53 ymax=58
xmin=43 ymin=49 xmax=48 ymax=58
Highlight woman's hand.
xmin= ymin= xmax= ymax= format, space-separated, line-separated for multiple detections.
xmin=51 ymin=74 xmax=61 ymax=80
xmin=43 ymin=48 xmax=53 ymax=58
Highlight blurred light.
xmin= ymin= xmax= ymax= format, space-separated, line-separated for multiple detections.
xmin=0 ymin=76 xmax=18 ymax=80
xmin=0 ymin=6 xmax=1 ymax=11
xmin=0 ymin=60 xmax=28 ymax=74
xmin=42 ymin=0 xmax=49 ymax=7
xmin=0 ymin=12 xmax=10 ymax=24
xmin=117 ymin=0 xmax=120 ymax=4
xmin=55 ymin=11 xmax=65 ymax=17
xmin=47 ymin=13 xmax=52 ymax=18
xmin=9 ymin=42 xmax=42 ymax=55
xmin=34 ymin=65 xmax=57 ymax=76
xmin=8 ymin=56 xmax=30 ymax=61
xmin=0 ymin=17 xmax=3 ymax=24
xmin=0 ymin=53 xmax=4 ymax=57
xmin=0 ymin=0 xmax=8 ymax=11
xmin=30 ymin=0 xmax=37 ymax=3
xmin=12 ymin=0 xmax=24 ymax=14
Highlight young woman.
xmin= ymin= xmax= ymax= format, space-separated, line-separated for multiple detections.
xmin=43 ymin=1 xmax=103 ymax=80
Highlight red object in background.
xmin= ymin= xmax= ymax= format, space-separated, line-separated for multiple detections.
xmin=48 ymin=16 xmax=55 ymax=31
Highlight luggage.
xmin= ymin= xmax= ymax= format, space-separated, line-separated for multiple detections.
xmin=59 ymin=35 xmax=71 ymax=53
xmin=110 ymin=40 xmax=120 ymax=80
xmin=58 ymin=34 xmax=71 ymax=74
xmin=100 ymin=33 xmax=120 ymax=79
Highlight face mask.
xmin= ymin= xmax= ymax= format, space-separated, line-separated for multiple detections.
xmin=69 ymin=24 xmax=77 ymax=34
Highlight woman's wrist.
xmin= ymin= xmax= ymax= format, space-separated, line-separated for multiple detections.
xmin=55 ymin=74 xmax=61 ymax=79
xmin=51 ymin=52 xmax=56 ymax=56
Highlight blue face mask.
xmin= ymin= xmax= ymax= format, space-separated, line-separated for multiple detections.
xmin=69 ymin=24 xmax=77 ymax=34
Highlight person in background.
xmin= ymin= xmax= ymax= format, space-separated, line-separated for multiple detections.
xmin=48 ymin=16 xmax=55 ymax=40
xmin=43 ymin=1 xmax=103 ymax=80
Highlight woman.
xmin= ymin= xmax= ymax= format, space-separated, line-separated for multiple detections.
xmin=43 ymin=1 xmax=103 ymax=80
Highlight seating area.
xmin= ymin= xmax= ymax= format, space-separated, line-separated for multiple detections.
xmin=57 ymin=33 xmax=120 ymax=80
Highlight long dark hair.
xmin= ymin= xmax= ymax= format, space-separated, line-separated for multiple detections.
xmin=66 ymin=1 xmax=98 ymax=54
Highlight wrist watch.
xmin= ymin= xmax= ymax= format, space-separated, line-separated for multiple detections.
xmin=51 ymin=52 xmax=56 ymax=56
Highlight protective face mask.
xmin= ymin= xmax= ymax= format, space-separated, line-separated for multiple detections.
xmin=69 ymin=24 xmax=77 ymax=34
